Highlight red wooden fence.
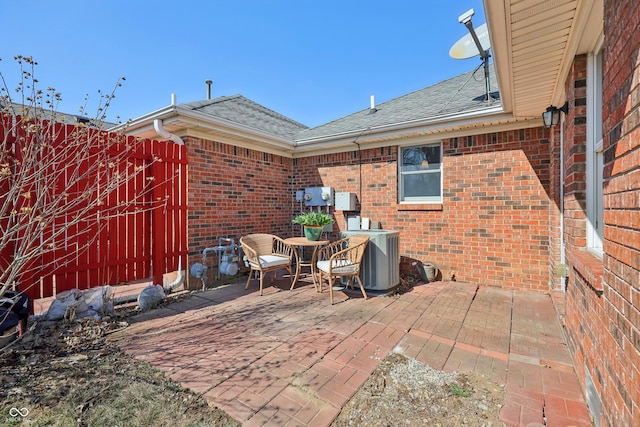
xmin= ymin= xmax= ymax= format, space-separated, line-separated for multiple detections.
xmin=1 ymin=114 xmax=187 ymax=301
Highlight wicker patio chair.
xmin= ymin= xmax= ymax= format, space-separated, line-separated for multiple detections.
xmin=316 ymin=234 xmax=369 ymax=304
xmin=240 ymin=233 xmax=295 ymax=296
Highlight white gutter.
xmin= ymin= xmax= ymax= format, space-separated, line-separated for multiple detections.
xmin=483 ymin=0 xmax=514 ymax=115
xmin=177 ymin=109 xmax=295 ymax=148
xmin=114 ymin=94 xmax=183 ymax=146
xmin=120 ymin=94 xmax=522 ymax=158
xmin=121 ymin=105 xmax=295 ymax=154
xmin=110 ymin=105 xmax=177 ymax=132
xmin=295 ymin=105 xmax=510 ymax=146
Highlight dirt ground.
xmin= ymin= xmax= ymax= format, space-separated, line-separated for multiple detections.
xmin=333 ymin=352 xmax=506 ymax=426
xmin=1 ymin=295 xmax=506 ymax=426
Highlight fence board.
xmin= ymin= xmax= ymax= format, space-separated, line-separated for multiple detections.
xmin=0 ymin=114 xmax=188 ymax=301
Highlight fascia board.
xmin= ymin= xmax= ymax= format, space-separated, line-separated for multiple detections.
xmin=551 ymin=0 xmax=598 ymax=106
xmin=294 ymin=106 xmax=510 ymax=147
xmin=108 ymin=105 xmax=178 ymax=134
xmin=175 ymin=108 xmax=295 ymax=148
xmin=291 ymin=116 xmax=541 ymax=158
xmin=483 ymin=0 xmax=515 ymax=116
xmin=116 ymin=105 xmax=296 ymax=153
xmin=160 ymin=114 xmax=294 ymax=157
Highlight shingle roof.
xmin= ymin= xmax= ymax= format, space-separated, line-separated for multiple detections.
xmin=180 ymin=95 xmax=309 ymax=140
xmin=295 ymin=63 xmax=500 ymax=141
xmin=152 ymin=64 xmax=500 ymax=145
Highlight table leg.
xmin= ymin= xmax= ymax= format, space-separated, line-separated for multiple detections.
xmin=310 ymin=245 xmax=320 ymax=292
xmin=290 ymin=247 xmax=301 ymax=290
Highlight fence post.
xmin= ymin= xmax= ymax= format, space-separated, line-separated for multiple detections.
xmin=151 ymin=159 xmax=166 ymax=286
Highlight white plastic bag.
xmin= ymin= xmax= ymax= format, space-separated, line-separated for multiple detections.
xmin=46 ymin=289 xmax=82 ymax=321
xmin=46 ymin=286 xmax=114 ymax=320
xmin=80 ymin=286 xmax=113 ymax=314
xmin=137 ymin=285 xmax=165 ymax=311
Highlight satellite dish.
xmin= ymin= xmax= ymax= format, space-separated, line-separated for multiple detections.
xmin=449 ymin=23 xmax=490 ymax=60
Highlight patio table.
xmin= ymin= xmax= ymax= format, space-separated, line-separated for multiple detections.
xmin=283 ymin=237 xmax=329 ymax=291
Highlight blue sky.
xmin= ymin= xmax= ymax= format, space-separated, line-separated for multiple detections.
xmin=1 ymin=1 xmax=486 ymax=128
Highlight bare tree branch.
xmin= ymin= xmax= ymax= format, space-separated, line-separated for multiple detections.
xmin=1 ymin=56 xmax=170 ymax=299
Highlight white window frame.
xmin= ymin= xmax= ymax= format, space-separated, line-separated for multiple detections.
xmin=586 ymin=36 xmax=604 ymax=256
xmin=399 ymin=142 xmax=443 ymax=203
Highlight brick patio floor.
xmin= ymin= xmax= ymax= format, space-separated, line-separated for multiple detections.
xmin=109 ymin=275 xmax=593 ymax=426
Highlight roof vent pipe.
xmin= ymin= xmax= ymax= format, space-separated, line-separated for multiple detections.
xmin=171 ymin=93 xmax=176 ymax=105
xmin=205 ymin=79 xmax=212 ymax=100
xmin=153 ymin=119 xmax=184 ymax=145
xmin=369 ymin=95 xmax=377 ymax=114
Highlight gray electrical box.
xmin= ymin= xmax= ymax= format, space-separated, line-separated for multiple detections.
xmin=335 ymin=192 xmax=357 ymax=211
xmin=304 ymin=187 xmax=334 ymax=206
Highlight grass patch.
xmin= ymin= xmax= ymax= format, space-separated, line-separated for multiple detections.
xmin=450 ymin=383 xmax=472 ymax=397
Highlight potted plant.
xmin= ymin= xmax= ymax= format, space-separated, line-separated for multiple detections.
xmin=292 ymin=212 xmax=335 ymax=241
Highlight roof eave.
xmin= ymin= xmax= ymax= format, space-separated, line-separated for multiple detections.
xmin=294 ymin=105 xmax=508 ymax=147
xmin=109 ymin=104 xmax=178 ymax=133
xmin=292 ymin=112 xmax=540 ymax=157
xmin=483 ymin=0 xmax=515 ymax=116
xmin=117 ymin=105 xmax=297 ymax=156
xmin=484 ymin=0 xmax=603 ymax=119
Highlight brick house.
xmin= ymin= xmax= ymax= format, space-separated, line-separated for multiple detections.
xmin=123 ymin=0 xmax=638 ymax=425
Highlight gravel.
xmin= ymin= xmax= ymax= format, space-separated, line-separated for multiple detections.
xmin=331 ymin=350 xmax=507 ymax=426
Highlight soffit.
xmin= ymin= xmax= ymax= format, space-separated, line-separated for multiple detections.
xmin=485 ymin=0 xmax=602 ymax=119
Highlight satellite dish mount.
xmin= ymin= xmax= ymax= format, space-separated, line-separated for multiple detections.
xmin=451 ymin=9 xmax=493 ymax=102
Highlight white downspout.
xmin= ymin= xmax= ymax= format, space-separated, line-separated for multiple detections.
xmin=560 ymin=115 xmax=566 ymax=292
xmin=155 ymin=93 xmax=185 ymax=292
xmin=153 ymin=93 xmax=184 ymax=146
xmin=153 ymin=118 xmax=184 ymax=146
xmin=164 ymin=257 xmax=185 ymax=292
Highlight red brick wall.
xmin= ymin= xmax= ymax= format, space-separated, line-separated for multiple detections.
xmin=564 ymin=56 xmax=588 ymax=249
xmin=562 ymin=1 xmax=640 ymax=425
xmin=293 ymin=129 xmax=554 ymax=291
xmin=601 ymin=0 xmax=640 ymax=425
xmin=562 ymin=54 xmax=608 ymax=425
xmin=185 ymin=136 xmax=294 ymax=275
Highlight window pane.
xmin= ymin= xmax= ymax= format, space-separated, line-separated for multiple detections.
xmin=402 ymin=146 xmax=440 ymax=171
xmin=595 ymin=49 xmax=603 ymax=145
xmin=586 ymin=43 xmax=604 ymax=253
xmin=400 ymin=144 xmax=442 ymax=202
xmin=402 ymin=172 xmax=441 ymax=198
xmin=595 ymin=150 xmax=604 ymax=243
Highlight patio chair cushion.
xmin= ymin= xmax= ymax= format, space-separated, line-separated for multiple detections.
xmin=317 ymin=259 xmax=357 ymax=275
xmin=251 ymin=254 xmax=291 ymax=269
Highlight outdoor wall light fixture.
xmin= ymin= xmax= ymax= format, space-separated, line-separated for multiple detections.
xmin=542 ymin=101 xmax=569 ymax=128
